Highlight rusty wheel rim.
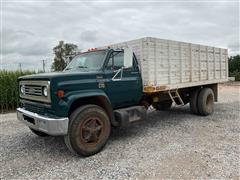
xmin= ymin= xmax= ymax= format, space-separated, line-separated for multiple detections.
xmin=79 ymin=117 xmax=104 ymax=146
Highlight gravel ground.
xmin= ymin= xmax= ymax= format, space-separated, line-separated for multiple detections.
xmin=0 ymin=83 xmax=240 ymax=179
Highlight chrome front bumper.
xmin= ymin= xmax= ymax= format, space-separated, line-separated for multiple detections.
xmin=17 ymin=108 xmax=69 ymax=136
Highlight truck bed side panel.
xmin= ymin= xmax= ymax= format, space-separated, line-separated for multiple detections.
xmin=99 ymin=37 xmax=228 ymax=92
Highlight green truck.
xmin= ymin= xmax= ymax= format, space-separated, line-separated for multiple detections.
xmin=17 ymin=37 xmax=228 ymax=156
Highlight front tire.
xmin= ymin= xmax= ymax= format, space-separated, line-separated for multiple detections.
xmin=64 ymin=105 xmax=111 ymax=157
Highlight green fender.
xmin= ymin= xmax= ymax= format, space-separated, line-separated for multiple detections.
xmin=62 ymin=89 xmax=119 ymax=126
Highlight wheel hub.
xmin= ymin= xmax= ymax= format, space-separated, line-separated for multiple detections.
xmin=80 ymin=118 xmax=103 ymax=144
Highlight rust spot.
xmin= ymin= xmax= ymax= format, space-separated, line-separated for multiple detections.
xmin=144 ymin=85 xmax=169 ymax=93
xmin=156 ymin=86 xmax=168 ymax=91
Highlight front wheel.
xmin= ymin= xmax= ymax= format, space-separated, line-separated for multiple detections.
xmin=64 ymin=105 xmax=111 ymax=157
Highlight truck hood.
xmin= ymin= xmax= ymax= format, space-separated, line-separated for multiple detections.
xmin=18 ymin=71 xmax=100 ymax=81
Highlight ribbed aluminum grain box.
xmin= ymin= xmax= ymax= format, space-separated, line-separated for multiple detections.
xmin=102 ymin=37 xmax=228 ymax=92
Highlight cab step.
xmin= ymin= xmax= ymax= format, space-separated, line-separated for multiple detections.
xmin=114 ymin=106 xmax=147 ymax=127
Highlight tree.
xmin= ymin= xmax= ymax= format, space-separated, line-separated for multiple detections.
xmin=52 ymin=41 xmax=78 ymax=71
xmin=228 ymin=55 xmax=240 ymax=72
xmin=228 ymin=55 xmax=240 ymax=81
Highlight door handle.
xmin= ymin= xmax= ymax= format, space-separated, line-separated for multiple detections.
xmin=131 ymin=72 xmax=139 ymax=74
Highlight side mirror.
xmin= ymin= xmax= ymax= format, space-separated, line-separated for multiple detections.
xmin=123 ymin=48 xmax=133 ymax=68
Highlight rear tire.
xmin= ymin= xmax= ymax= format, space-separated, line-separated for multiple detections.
xmin=197 ymin=88 xmax=214 ymax=116
xmin=190 ymin=89 xmax=200 ymax=114
xmin=64 ymin=105 xmax=111 ymax=157
xmin=29 ymin=128 xmax=49 ymax=137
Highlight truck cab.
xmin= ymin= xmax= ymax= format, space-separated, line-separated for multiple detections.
xmin=17 ymin=48 xmax=145 ymax=156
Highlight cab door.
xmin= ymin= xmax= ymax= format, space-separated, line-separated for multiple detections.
xmin=104 ymin=50 xmax=142 ymax=109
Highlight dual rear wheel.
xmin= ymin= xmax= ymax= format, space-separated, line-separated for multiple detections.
xmin=190 ymin=88 xmax=214 ymax=116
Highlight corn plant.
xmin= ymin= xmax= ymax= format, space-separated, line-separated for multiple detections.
xmin=0 ymin=70 xmax=34 ymax=113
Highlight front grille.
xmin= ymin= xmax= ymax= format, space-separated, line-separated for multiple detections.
xmin=23 ymin=103 xmax=44 ymax=114
xmin=19 ymin=80 xmax=51 ymax=103
xmin=24 ymin=85 xmax=43 ymax=96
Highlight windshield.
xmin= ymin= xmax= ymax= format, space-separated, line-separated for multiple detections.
xmin=64 ymin=50 xmax=106 ymax=71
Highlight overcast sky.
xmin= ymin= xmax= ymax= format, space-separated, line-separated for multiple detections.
xmin=1 ymin=0 xmax=239 ymax=71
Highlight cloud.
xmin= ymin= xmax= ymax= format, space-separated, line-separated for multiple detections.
xmin=1 ymin=1 xmax=239 ymax=71
xmin=80 ymin=30 xmax=99 ymax=42
xmin=2 ymin=28 xmax=52 ymax=56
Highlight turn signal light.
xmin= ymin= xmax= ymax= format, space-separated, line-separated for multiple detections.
xmin=57 ymin=90 xmax=64 ymax=98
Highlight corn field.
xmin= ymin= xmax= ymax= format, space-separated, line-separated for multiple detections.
xmin=0 ymin=70 xmax=34 ymax=113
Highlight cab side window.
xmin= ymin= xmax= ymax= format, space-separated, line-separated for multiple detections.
xmin=106 ymin=51 xmax=124 ymax=70
xmin=106 ymin=51 xmax=138 ymax=71
xmin=114 ymin=52 xmax=124 ymax=68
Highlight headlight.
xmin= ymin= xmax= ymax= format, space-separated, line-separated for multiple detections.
xmin=43 ymin=87 xmax=48 ymax=96
xmin=20 ymin=85 xmax=25 ymax=94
